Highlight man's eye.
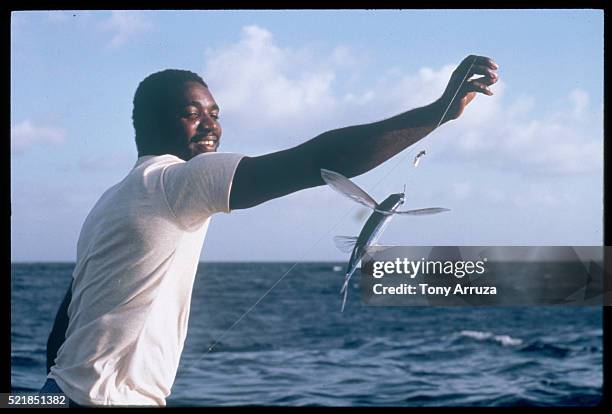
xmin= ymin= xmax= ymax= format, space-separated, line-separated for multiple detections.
xmin=211 ymin=113 xmax=220 ymax=120
xmin=186 ymin=112 xmax=200 ymax=119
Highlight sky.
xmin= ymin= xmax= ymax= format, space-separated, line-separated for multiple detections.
xmin=10 ymin=9 xmax=604 ymax=262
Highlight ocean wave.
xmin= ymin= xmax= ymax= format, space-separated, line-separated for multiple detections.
xmin=457 ymin=330 xmax=523 ymax=347
xmin=518 ymin=342 xmax=572 ymax=358
xmin=11 ymin=355 xmax=41 ymax=368
xmin=494 ymin=360 xmax=541 ymax=374
xmin=342 ymin=338 xmax=368 ymax=349
xmin=456 ymin=332 xmax=574 ymax=358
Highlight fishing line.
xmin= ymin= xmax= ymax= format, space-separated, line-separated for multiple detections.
xmin=367 ymin=55 xmax=478 ymax=191
xmin=180 ymin=55 xmax=477 ymax=375
xmin=181 ymin=203 xmax=360 ymax=375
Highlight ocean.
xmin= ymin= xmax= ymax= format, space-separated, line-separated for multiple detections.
xmin=11 ymin=262 xmax=602 ymax=406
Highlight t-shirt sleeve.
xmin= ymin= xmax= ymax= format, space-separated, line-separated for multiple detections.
xmin=161 ymin=152 xmax=245 ymax=230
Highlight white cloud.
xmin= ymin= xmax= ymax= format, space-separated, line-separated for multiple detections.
xmin=100 ymin=11 xmax=152 ymax=48
xmin=330 ymin=45 xmax=360 ymax=67
xmin=203 ymin=25 xmax=602 ymax=177
xmin=434 ymin=85 xmax=602 ymax=175
xmin=383 ymin=66 xmax=601 ymax=176
xmin=11 ymin=120 xmax=66 ymax=154
xmin=388 ymin=65 xmax=456 ymax=111
xmin=203 ymin=25 xmax=341 ymax=145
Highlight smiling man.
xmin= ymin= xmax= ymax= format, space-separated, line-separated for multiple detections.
xmin=41 ymin=55 xmax=498 ymax=406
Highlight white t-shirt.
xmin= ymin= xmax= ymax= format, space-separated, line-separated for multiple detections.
xmin=48 ymin=152 xmax=244 ymax=406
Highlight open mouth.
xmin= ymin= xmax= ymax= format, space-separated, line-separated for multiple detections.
xmin=191 ymin=135 xmax=219 ymax=149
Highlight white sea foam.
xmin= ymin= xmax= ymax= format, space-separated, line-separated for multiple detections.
xmin=459 ymin=330 xmax=523 ymax=347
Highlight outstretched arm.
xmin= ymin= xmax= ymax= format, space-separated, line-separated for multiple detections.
xmin=46 ymin=281 xmax=72 ymax=374
xmin=229 ymin=55 xmax=498 ymax=210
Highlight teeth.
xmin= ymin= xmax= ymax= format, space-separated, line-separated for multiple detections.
xmin=194 ymin=138 xmax=215 ymax=145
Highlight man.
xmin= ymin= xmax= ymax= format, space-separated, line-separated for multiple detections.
xmin=41 ymin=55 xmax=498 ymax=406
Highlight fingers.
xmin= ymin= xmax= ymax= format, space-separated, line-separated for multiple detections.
xmin=465 ymin=79 xmax=494 ymax=96
xmin=461 ymin=54 xmax=498 ymax=70
xmin=458 ymin=56 xmax=498 ymax=97
xmin=455 ymin=55 xmax=498 ymax=81
xmin=443 ymin=55 xmax=499 ymax=103
xmin=469 ymin=64 xmax=498 ymax=84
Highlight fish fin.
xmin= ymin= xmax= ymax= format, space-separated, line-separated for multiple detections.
xmin=341 ymin=286 xmax=348 ymax=312
xmin=320 ymin=169 xmax=378 ymax=210
xmin=394 ymin=207 xmax=450 ymax=216
xmin=333 ymin=236 xmax=358 ymax=253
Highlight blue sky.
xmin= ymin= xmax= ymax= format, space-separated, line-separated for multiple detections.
xmin=11 ymin=10 xmax=604 ymax=261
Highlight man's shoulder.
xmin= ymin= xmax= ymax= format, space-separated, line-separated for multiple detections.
xmin=98 ymin=155 xmax=183 ymax=201
xmin=134 ymin=154 xmax=184 ymax=170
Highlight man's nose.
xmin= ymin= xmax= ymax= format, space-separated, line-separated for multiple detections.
xmin=198 ymin=116 xmax=219 ymax=134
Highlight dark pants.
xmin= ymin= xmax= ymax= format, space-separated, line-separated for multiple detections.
xmin=39 ymin=378 xmax=83 ymax=408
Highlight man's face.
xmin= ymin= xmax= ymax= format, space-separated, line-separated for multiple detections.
xmin=164 ymin=81 xmax=222 ymax=161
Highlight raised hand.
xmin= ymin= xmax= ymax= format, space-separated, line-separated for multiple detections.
xmin=437 ymin=55 xmax=499 ymax=123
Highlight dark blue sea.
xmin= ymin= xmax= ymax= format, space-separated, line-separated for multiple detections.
xmin=11 ymin=263 xmax=602 ymax=406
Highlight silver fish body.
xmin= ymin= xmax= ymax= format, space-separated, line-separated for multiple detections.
xmin=340 ymin=193 xmax=404 ymax=311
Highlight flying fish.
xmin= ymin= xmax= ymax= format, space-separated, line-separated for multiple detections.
xmin=321 ymin=168 xmax=450 ymax=312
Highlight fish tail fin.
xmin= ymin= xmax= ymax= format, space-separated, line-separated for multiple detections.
xmin=340 ymin=272 xmax=351 ymax=312
xmin=341 ymin=287 xmax=348 ymax=312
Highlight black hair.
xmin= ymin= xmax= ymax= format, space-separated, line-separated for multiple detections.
xmin=132 ymin=69 xmax=207 ymax=154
